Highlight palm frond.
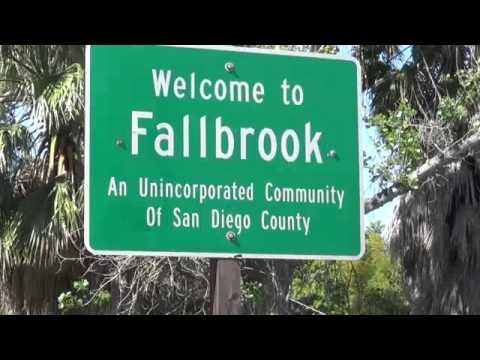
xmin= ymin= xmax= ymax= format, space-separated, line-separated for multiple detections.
xmin=15 ymin=181 xmax=81 ymax=269
xmin=0 ymin=214 xmax=22 ymax=281
xmin=388 ymin=156 xmax=480 ymax=314
xmin=0 ymin=123 xmax=31 ymax=173
xmin=32 ymin=63 xmax=84 ymax=135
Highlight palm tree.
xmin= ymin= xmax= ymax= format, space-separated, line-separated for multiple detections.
xmin=0 ymin=45 xmax=85 ymax=313
xmin=357 ymin=45 xmax=480 ymax=314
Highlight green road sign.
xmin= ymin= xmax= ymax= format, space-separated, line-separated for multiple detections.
xmin=85 ymin=45 xmax=364 ymax=260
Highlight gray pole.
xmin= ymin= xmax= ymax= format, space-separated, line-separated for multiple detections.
xmin=212 ymin=259 xmax=242 ymax=315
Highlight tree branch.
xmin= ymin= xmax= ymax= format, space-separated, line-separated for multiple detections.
xmin=288 ymin=297 xmax=326 ymax=315
xmin=365 ymin=119 xmax=480 ymax=214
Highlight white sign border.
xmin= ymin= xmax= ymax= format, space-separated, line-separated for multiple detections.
xmin=84 ymin=44 xmax=365 ymax=261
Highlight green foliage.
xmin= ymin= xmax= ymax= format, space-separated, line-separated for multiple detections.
xmin=367 ymin=100 xmax=422 ymax=187
xmin=351 ymin=225 xmax=410 ymax=314
xmin=246 ymin=45 xmax=339 ymax=55
xmin=457 ymin=67 xmax=480 ymax=110
xmin=359 ymin=46 xmax=480 ymax=196
xmin=318 ymin=45 xmax=339 ymax=55
xmin=436 ymin=68 xmax=480 ymax=127
xmin=290 ymin=222 xmax=410 ymax=315
xmin=241 ymin=280 xmax=265 ymax=314
xmin=291 ymin=261 xmax=352 ymax=314
xmin=437 ymin=97 xmax=468 ymax=124
xmin=57 ymin=279 xmax=111 ymax=315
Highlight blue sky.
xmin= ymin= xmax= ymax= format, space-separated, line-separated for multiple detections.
xmin=337 ymin=45 xmax=410 ymax=228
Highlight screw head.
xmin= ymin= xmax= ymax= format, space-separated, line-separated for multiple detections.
xmin=226 ymin=231 xmax=236 ymax=241
xmin=225 ymin=62 xmax=235 ymax=73
xmin=116 ymin=139 xmax=124 ymax=147
xmin=327 ymin=150 xmax=337 ymax=158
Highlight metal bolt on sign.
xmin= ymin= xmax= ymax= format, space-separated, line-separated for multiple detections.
xmin=225 ymin=62 xmax=235 ymax=73
xmin=226 ymin=231 xmax=236 ymax=241
xmin=327 ymin=149 xmax=337 ymax=158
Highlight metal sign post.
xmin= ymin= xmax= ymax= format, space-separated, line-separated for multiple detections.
xmin=212 ymin=259 xmax=242 ymax=315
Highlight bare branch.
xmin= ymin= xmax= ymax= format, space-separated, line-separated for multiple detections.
xmin=288 ymin=297 xmax=326 ymax=315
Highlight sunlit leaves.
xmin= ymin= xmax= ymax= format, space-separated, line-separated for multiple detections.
xmin=367 ymin=100 xmax=422 ymax=187
xmin=57 ymin=278 xmax=111 ymax=314
xmin=290 ymin=223 xmax=410 ymax=315
xmin=437 ymin=97 xmax=468 ymax=124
